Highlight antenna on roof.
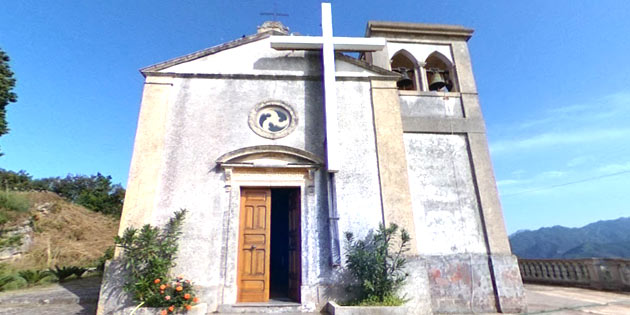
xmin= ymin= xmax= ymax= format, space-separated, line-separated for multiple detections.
xmin=260 ymin=2 xmax=289 ymax=21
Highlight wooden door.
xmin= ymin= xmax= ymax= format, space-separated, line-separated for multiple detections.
xmin=237 ymin=188 xmax=271 ymax=302
xmin=287 ymin=188 xmax=301 ymax=302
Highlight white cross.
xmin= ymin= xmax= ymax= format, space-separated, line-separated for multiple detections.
xmin=270 ymin=3 xmax=385 ymax=173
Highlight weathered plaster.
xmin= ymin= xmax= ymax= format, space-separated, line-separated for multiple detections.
xmin=404 ymin=133 xmax=486 ymax=255
xmin=369 ymin=78 xmax=417 ymax=254
xmin=116 ymin=75 xmax=173 ymax=237
xmin=450 ymin=40 xmax=477 ymax=94
xmin=158 ymin=38 xmax=383 ymax=79
xmin=402 ymin=116 xmax=486 ymax=134
xmin=334 ymin=80 xmax=384 ymax=252
xmin=467 ymin=133 xmax=511 ymax=254
xmin=425 ymin=254 xmax=497 ymax=313
xmin=400 ymin=94 xmax=464 ymax=118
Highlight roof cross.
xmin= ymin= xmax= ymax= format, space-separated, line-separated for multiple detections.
xmin=269 ymin=3 xmax=385 ymax=173
xmin=260 ymin=2 xmax=289 ymax=22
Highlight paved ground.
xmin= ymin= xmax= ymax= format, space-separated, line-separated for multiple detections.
xmin=2 ymin=279 xmax=630 ymax=314
xmin=0 ymin=276 xmax=99 ymax=315
xmin=524 ymin=283 xmax=630 ymax=314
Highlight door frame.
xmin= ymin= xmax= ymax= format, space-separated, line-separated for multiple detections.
xmin=223 ymin=167 xmax=311 ymax=305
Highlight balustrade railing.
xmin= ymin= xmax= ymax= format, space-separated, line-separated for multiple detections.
xmin=518 ymin=258 xmax=630 ymax=291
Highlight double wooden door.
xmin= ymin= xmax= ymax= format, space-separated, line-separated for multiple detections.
xmin=237 ymin=188 xmax=301 ymax=303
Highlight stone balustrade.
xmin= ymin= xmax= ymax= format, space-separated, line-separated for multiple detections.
xmin=518 ymin=258 xmax=630 ymax=291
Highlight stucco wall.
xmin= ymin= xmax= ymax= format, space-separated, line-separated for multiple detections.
xmin=334 ymin=80 xmax=384 ymax=250
xmin=404 ymin=133 xmax=486 ymax=255
xmin=400 ymin=94 xmax=463 ymax=118
xmin=403 ymin=132 xmax=500 ymax=313
xmin=143 ymin=74 xmax=383 ymax=310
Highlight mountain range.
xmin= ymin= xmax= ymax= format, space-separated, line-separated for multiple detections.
xmin=509 ymin=217 xmax=630 ymax=259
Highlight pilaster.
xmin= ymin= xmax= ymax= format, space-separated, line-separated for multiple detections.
xmin=370 ymin=78 xmax=418 ymax=254
xmin=117 ymin=76 xmax=173 ymax=237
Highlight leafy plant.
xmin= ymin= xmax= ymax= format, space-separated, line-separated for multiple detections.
xmin=49 ymin=265 xmax=86 ymax=282
xmin=17 ymin=269 xmax=54 ymax=286
xmin=115 ymin=209 xmax=198 ymax=312
xmin=0 ymin=274 xmax=26 ymax=291
xmin=73 ymin=266 xmax=87 ymax=278
xmin=344 ymin=223 xmax=410 ymax=306
xmin=96 ymin=246 xmax=114 ymax=272
xmin=0 ymin=264 xmax=26 ymax=291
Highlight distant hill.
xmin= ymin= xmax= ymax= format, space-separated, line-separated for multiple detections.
xmin=509 ymin=217 xmax=630 ymax=259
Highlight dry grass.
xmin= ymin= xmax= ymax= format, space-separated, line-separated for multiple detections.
xmin=7 ymin=191 xmax=120 ymax=270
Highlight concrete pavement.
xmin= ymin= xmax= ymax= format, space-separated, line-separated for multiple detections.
xmin=2 ymin=278 xmax=630 ymax=314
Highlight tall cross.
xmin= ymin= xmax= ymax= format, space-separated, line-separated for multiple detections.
xmin=270 ymin=3 xmax=385 ymax=173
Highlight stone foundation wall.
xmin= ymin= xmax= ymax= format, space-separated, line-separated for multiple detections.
xmin=426 ymin=254 xmax=525 ymax=313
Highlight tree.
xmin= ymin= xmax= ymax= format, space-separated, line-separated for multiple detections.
xmin=0 ymin=48 xmax=17 ymax=155
xmin=0 ymin=169 xmax=126 ymax=216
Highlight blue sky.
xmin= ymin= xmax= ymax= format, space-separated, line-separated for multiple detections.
xmin=1 ymin=1 xmax=629 ymax=234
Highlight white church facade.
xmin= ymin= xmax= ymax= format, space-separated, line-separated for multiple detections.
xmin=98 ymin=5 xmax=526 ymax=314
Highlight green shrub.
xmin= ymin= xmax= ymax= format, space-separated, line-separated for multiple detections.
xmin=49 ymin=265 xmax=86 ymax=282
xmin=348 ymin=294 xmax=406 ymax=306
xmin=96 ymin=246 xmax=115 ymax=272
xmin=0 ymin=264 xmax=27 ymax=291
xmin=115 ymin=209 xmax=199 ymax=312
xmin=0 ymin=191 xmax=30 ymax=212
xmin=0 ymin=268 xmax=55 ymax=291
xmin=343 ymin=223 xmax=410 ymax=306
xmin=73 ymin=266 xmax=87 ymax=278
xmin=17 ymin=269 xmax=54 ymax=286
xmin=0 ymin=274 xmax=26 ymax=291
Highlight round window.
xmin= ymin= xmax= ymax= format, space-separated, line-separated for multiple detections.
xmin=248 ymin=100 xmax=298 ymax=139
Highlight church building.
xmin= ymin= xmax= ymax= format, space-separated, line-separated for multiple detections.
xmin=98 ymin=4 xmax=526 ymax=314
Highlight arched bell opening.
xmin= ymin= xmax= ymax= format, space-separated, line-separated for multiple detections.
xmin=425 ymin=52 xmax=457 ymax=92
xmin=390 ymin=50 xmax=420 ymax=91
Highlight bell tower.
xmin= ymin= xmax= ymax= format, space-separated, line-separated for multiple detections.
xmin=364 ymin=22 xmax=527 ymax=313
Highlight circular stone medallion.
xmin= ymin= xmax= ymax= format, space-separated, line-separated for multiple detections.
xmin=248 ymin=100 xmax=298 ymax=139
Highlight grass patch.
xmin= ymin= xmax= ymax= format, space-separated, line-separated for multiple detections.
xmin=0 ymin=191 xmax=31 ymax=212
xmin=0 ymin=191 xmax=31 ymax=226
xmin=0 ymin=234 xmax=22 ymax=249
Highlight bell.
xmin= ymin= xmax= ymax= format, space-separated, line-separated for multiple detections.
xmin=394 ymin=67 xmax=414 ymax=89
xmin=429 ymin=71 xmax=446 ymax=91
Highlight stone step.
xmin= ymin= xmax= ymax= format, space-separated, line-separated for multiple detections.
xmin=218 ymin=301 xmax=315 ymax=313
